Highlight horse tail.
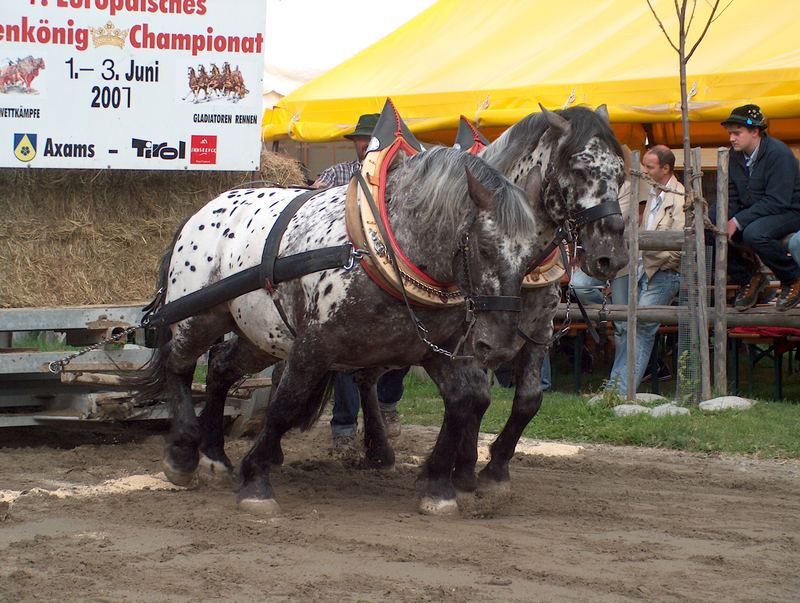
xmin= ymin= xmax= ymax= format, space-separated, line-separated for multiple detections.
xmin=127 ymin=220 xmax=187 ymax=404
xmin=297 ymin=370 xmax=335 ymax=431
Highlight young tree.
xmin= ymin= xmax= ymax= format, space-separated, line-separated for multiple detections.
xmin=645 ymin=0 xmax=728 ymax=401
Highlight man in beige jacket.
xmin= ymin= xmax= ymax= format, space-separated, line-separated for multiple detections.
xmin=605 ymin=145 xmax=685 ymax=394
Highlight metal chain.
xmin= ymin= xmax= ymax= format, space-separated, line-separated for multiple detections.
xmin=599 ymin=280 xmax=610 ymax=325
xmin=48 ymin=324 xmax=139 ymax=374
xmin=552 ymin=286 xmax=572 ymax=344
xmin=396 ymin=266 xmax=463 ymax=300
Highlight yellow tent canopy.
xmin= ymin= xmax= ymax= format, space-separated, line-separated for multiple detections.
xmin=263 ymin=0 xmax=800 ymax=148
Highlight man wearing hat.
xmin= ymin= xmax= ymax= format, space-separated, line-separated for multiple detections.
xmin=311 ymin=113 xmax=407 ymax=450
xmin=311 ymin=113 xmax=379 ymax=189
xmin=721 ymin=104 xmax=800 ymax=311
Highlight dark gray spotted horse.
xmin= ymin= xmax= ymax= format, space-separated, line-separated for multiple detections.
xmin=355 ymin=104 xmax=628 ymax=507
xmin=176 ymin=104 xmax=628 ymax=515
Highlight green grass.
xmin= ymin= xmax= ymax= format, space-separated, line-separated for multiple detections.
xmin=13 ymin=332 xmax=78 ymax=352
xmin=400 ymin=373 xmax=800 ymax=459
xmin=14 ymin=331 xmax=800 ymax=458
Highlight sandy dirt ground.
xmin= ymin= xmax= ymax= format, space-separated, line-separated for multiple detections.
xmin=1 ymin=421 xmax=799 ymax=602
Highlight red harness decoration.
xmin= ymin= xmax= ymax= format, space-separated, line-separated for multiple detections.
xmin=345 ymin=99 xmax=464 ymax=307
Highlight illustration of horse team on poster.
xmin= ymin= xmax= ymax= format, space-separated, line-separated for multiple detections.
xmin=0 ymin=56 xmax=45 ymax=94
xmin=185 ymin=61 xmax=248 ymax=104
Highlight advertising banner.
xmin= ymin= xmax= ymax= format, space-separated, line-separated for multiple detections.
xmin=0 ymin=0 xmax=265 ymax=170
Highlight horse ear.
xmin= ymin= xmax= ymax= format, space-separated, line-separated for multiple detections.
xmin=523 ymin=165 xmax=543 ymax=209
xmin=465 ymin=167 xmax=494 ymax=211
xmin=595 ymin=104 xmax=610 ymax=123
xmin=538 ymin=103 xmax=570 ymax=135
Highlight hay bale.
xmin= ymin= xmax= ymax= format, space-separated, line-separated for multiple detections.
xmin=0 ymin=149 xmax=306 ymax=308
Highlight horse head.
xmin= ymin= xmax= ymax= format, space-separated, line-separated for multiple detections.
xmin=388 ymin=148 xmax=539 ymax=368
xmin=483 ymin=105 xmax=627 ymax=281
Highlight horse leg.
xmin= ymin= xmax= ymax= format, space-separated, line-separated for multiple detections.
xmin=161 ymin=316 xmax=231 ymax=486
xmin=478 ymin=339 xmax=548 ymax=491
xmin=449 ymin=365 xmax=494 ymax=495
xmin=417 ymin=356 xmax=491 ymax=515
xmin=354 ymin=368 xmax=395 ymax=470
xmin=476 ymin=285 xmax=558 ymax=489
xmin=198 ymin=336 xmax=277 ymax=482
xmin=237 ymin=346 xmax=334 ymax=516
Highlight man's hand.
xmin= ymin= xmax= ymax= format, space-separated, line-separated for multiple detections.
xmin=727 ymin=218 xmax=738 ymax=241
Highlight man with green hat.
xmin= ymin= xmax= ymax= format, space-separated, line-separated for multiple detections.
xmin=721 ymin=104 xmax=800 ymax=311
xmin=311 ymin=113 xmax=379 ymax=189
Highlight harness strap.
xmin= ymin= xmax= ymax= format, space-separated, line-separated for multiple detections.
xmin=260 ymin=189 xmax=325 ymax=289
xmin=142 ymin=188 xmax=354 ymax=330
xmin=572 ymin=199 xmax=622 ymax=228
xmin=571 ymin=285 xmax=600 ymax=344
xmin=516 ymin=328 xmax=549 ymax=347
xmin=356 ymin=171 xmax=435 ymax=350
xmin=527 ymin=226 xmax=570 ymax=273
xmin=471 ymin=295 xmax=521 ymax=313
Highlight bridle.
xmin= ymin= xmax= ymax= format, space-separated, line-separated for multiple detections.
xmin=518 ymin=158 xmax=622 ymax=347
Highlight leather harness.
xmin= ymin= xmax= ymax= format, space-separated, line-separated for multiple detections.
xmin=141 ymin=188 xmax=357 ymax=330
xmin=143 ymin=103 xmax=622 ymax=360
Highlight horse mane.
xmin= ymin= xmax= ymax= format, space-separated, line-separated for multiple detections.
xmin=481 ymin=105 xmax=623 ymax=173
xmin=389 ymin=146 xmax=535 ymax=241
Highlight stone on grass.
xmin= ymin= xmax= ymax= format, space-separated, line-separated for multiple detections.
xmin=586 ymin=394 xmax=607 ymax=406
xmin=613 ymin=404 xmax=650 ymax=417
xmin=634 ymin=393 xmax=669 ymax=404
xmin=649 ymin=403 xmax=690 ymax=417
xmin=587 ymin=392 xmax=668 ymax=407
xmin=699 ymin=396 xmax=756 ymax=412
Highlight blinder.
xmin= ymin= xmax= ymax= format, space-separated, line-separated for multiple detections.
xmin=518 ymin=159 xmax=623 ymax=347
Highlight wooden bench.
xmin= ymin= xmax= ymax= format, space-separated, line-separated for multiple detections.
xmin=728 ymin=330 xmax=800 ymax=401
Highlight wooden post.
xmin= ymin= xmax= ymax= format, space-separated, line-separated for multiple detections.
xmin=692 ymin=148 xmax=712 ymax=400
xmin=714 ymin=148 xmax=729 ymax=394
xmin=626 ymin=151 xmax=640 ymax=400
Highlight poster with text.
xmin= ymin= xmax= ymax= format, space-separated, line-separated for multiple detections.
xmin=0 ymin=0 xmax=265 ymax=170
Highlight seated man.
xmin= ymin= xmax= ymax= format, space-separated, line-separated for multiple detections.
xmin=721 ymin=104 xmax=800 ymax=311
xmin=576 ymin=146 xmax=685 ymax=395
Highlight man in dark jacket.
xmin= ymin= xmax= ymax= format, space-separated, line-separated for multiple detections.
xmin=722 ymin=104 xmax=800 ymax=311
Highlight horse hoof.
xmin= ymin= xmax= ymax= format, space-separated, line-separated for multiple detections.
xmin=162 ymin=460 xmax=197 ymax=488
xmin=477 ymin=477 xmax=512 ymax=495
xmin=419 ymin=497 xmax=459 ymax=516
xmin=363 ymin=459 xmax=396 ymax=472
xmin=198 ymin=454 xmax=235 ymax=486
xmin=364 ymin=452 xmax=396 ymax=471
xmin=237 ymin=497 xmax=281 ymax=516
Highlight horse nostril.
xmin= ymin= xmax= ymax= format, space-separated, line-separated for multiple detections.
xmin=474 ymin=340 xmax=493 ymax=357
xmin=596 ymin=257 xmax=611 ymax=274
